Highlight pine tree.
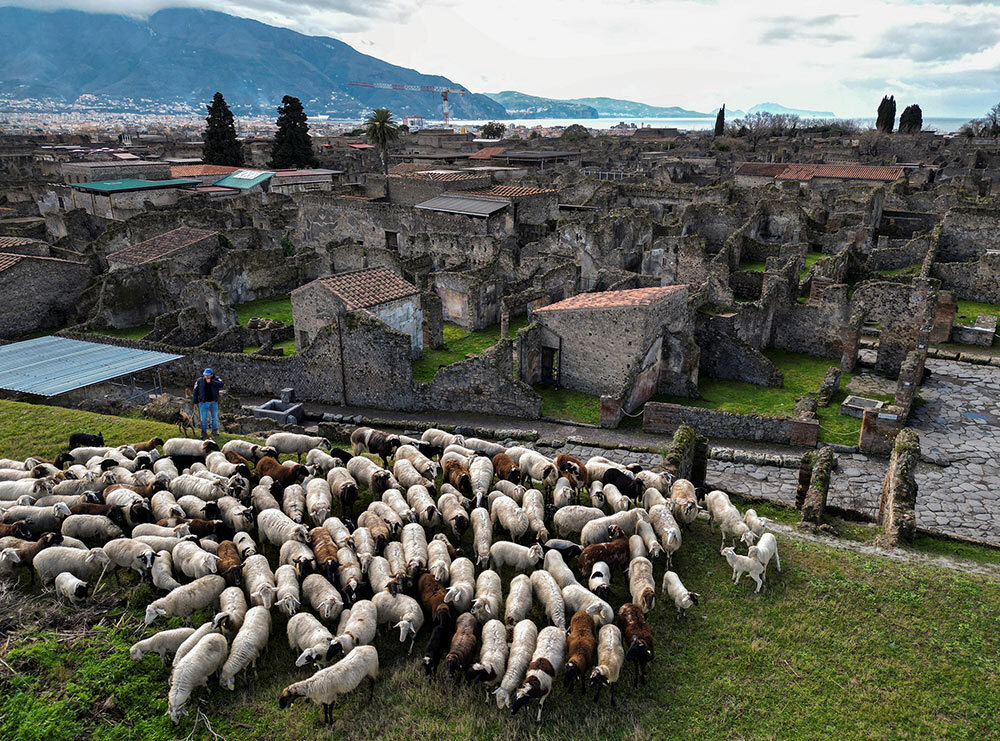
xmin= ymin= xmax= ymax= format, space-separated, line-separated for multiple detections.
xmin=899 ymin=104 xmax=923 ymax=134
xmin=876 ymin=95 xmax=896 ymax=133
xmin=714 ymin=105 xmax=725 ymax=137
xmin=269 ymin=96 xmax=318 ymax=169
xmin=202 ymin=92 xmax=244 ymax=166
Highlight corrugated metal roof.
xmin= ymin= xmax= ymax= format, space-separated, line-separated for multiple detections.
xmin=212 ymin=170 xmax=275 ymax=190
xmin=0 ymin=336 xmax=182 ymax=396
xmin=415 ymin=194 xmax=509 ymax=217
xmin=73 ymin=178 xmax=198 ymax=193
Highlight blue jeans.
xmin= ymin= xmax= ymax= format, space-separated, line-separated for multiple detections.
xmin=199 ymin=402 xmax=219 ymax=434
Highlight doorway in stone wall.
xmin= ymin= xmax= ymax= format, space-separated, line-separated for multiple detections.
xmin=541 ymin=346 xmax=559 ymax=384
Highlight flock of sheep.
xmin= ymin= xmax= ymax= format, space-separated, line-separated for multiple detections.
xmin=0 ymin=425 xmax=780 ymax=726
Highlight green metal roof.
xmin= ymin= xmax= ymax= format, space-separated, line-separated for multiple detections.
xmin=73 ymin=178 xmax=198 ymax=193
xmin=212 ymin=169 xmax=275 ymax=190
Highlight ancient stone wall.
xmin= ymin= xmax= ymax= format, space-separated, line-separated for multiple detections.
xmin=937 ymin=207 xmax=1000 ymax=261
xmin=695 ymin=315 xmax=783 ymax=387
xmin=0 ymin=257 xmax=92 ymax=339
xmin=642 ymin=402 xmax=818 ymax=446
xmin=877 ymin=428 xmax=920 ymax=548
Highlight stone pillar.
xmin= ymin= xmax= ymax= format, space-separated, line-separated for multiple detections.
xmin=876 ymin=429 xmax=920 ymax=548
xmin=795 ymin=451 xmax=814 ymax=509
xmin=662 ymin=424 xmax=697 ymax=480
xmin=859 ymin=406 xmax=904 ymax=456
xmin=599 ymin=396 xmax=623 ymax=429
xmin=500 ymin=309 xmax=510 ymax=340
xmin=929 ymin=290 xmax=956 ymax=344
xmin=800 ymin=446 xmax=833 ymax=524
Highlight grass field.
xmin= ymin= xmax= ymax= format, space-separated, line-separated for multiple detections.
xmin=243 ymin=339 xmax=298 ymax=356
xmin=412 ymin=319 xmax=530 ymax=383
xmin=234 ymin=295 xmax=294 ymax=327
xmin=533 ymin=384 xmax=601 ymax=425
xmin=0 ymin=402 xmax=999 ymax=739
xmin=953 ymin=299 xmax=1000 ymax=328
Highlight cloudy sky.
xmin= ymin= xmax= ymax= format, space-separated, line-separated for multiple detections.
xmin=15 ymin=0 xmax=1000 ymax=117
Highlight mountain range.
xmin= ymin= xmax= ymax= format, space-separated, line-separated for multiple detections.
xmin=0 ymin=7 xmax=836 ymax=122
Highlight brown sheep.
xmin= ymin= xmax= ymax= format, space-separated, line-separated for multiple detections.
xmin=216 ymin=540 xmax=242 ymax=586
xmin=563 ymin=608 xmax=597 ymax=691
xmin=491 ymin=453 xmax=521 ymax=484
xmin=350 ymin=427 xmax=401 ymax=468
xmin=181 ymin=518 xmax=223 ymax=538
xmin=257 ymin=457 xmax=307 ymax=490
xmin=308 ymin=527 xmax=338 ymax=580
xmin=442 ymin=459 xmax=473 ymax=497
xmin=356 ymin=511 xmax=389 ymax=552
xmin=617 ymin=603 xmax=654 ymax=686
xmin=132 ymin=437 xmax=164 ymax=453
xmin=224 ymin=450 xmax=255 ymax=472
xmin=444 ymin=612 xmax=478 ymax=679
xmin=578 ymin=536 xmax=630 ymax=577
xmin=110 ymin=481 xmax=161 ymax=499
xmin=70 ymin=503 xmax=128 ymax=531
xmin=417 ymin=571 xmax=453 ymax=626
xmin=554 ymin=454 xmax=588 ymax=489
xmin=0 ymin=521 xmax=33 ymax=539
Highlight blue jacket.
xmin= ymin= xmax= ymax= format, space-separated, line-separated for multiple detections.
xmin=193 ymin=375 xmax=224 ymax=403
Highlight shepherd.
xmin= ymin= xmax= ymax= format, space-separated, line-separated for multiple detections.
xmin=192 ymin=367 xmax=224 ymax=439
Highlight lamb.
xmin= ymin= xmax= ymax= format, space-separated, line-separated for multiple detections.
xmin=168 ymin=633 xmax=228 ymax=723
xmin=152 ymin=550 xmax=182 ymax=591
xmin=287 ymin=612 xmax=334 ymax=667
xmin=491 ymin=453 xmax=520 ymax=484
xmin=628 ymin=557 xmax=656 ymax=613
xmin=468 ymin=618 xmax=508 ymax=689
xmin=417 ymin=571 xmax=453 ymax=626
xmin=130 ymin=627 xmax=196 ymax=665
xmin=172 ymin=541 xmax=219 ymax=579
xmin=346 ymin=456 xmax=393 ymax=498
xmin=394 ymin=445 xmax=439 ymax=480
xmin=266 ymin=433 xmax=331 ymax=461
xmin=503 ymin=573 xmax=533 ymax=636
xmin=589 ymin=623 xmax=625 ymax=703
xmin=648 ymin=504 xmax=682 ymax=566
xmin=445 ymin=612 xmax=479 ymax=680
xmin=603 ymin=483 xmax=632 ymax=513
xmin=530 ymin=569 xmax=566 ymax=629
xmin=445 ymin=557 xmax=475 ymax=613
xmin=744 ymin=508 xmax=770 ymax=538
xmin=144 ymin=574 xmax=226 ymax=625
xmin=275 ymin=564 xmax=301 ymax=617
xmin=257 ymin=457 xmax=308 ymax=489
xmin=219 ymin=606 xmax=272 ymax=690
xmin=257 ymin=508 xmax=309 ymax=547
xmin=564 ymin=608 xmax=598 ymax=691
xmin=427 ymin=534 xmax=452 ymax=584
xmin=350 ymin=427 xmax=400 ymax=467
xmin=33 ymin=546 xmax=110 ymax=584
xmin=279 ymin=645 xmax=379 ymax=726
xmin=588 ymin=561 xmax=611 ymax=601
xmin=490 ymin=541 xmax=543 ymax=573
xmin=405 ymin=484 xmax=440 ymax=528
xmin=4 ymin=502 xmax=71 ymax=534
xmin=494 ymin=619 xmax=537 ymax=708
xmin=579 ymin=509 xmax=648 ymax=545
xmin=437 ymin=492 xmax=469 ymax=538
xmin=578 ymin=534 xmax=629 ymax=576
xmin=490 ymin=495 xmax=529 ymax=541
xmin=518 ymin=450 xmax=558 ymax=491
xmin=471 ymin=569 xmax=502 ymax=624
xmin=336 ymin=546 xmax=363 ymax=603
xmin=102 ymin=538 xmax=155 ymax=577
xmin=522 ymin=488 xmax=548 ymax=542
xmin=617 ymin=602 xmax=654 ymax=686
xmin=442 ymin=458 xmax=473 ymax=498
xmin=302 ymin=573 xmax=344 ymax=621
xmin=242 ymin=553 xmax=279 ymax=609
xmin=371 ymin=590 xmax=424 ymax=651
xmin=669 ymin=478 xmax=699 ymax=527
xmin=747 ymin=532 xmax=781 ymax=579
xmin=563 ymin=583 xmax=615 ymax=627
xmin=54 ymin=571 xmax=88 ymax=605
xmin=511 ymin=625 xmax=566 ymax=721
xmin=543 ymin=549 xmax=580 ymax=589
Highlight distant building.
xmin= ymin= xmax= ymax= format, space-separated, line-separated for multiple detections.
xmin=291 ymin=267 xmax=423 ymax=357
xmin=0 ymin=252 xmax=91 ymax=339
xmin=106 ymin=227 xmax=219 ymax=272
xmin=269 ymin=169 xmax=342 ymax=195
xmin=61 ymin=160 xmax=171 ymax=184
xmin=37 ymin=178 xmax=200 ymax=220
xmin=633 ymin=127 xmax=679 ymax=139
xmin=211 ymin=169 xmax=275 ymax=192
xmin=734 ymin=162 xmax=905 ymax=187
xmin=403 ymin=116 xmax=426 ymax=130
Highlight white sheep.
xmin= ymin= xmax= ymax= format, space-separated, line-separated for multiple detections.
xmin=131 ymin=523 xmax=190 ymax=539
xmin=265 ymin=433 xmax=330 ymax=460
xmin=543 ymin=549 xmax=580 ymax=589
xmin=503 ymin=573 xmax=533 ymax=633
xmin=382 ymin=489 xmax=415 ymax=524
xmin=603 ymin=483 xmax=632 ymax=513
xmin=306 ymin=449 xmax=344 ymax=476
xmin=445 ymin=557 xmax=475 ymax=612
xmin=102 ymin=538 xmax=155 ymax=577
xmin=551 ymin=477 xmax=573 ymax=508
xmin=518 ymin=450 xmax=558 ymax=490
xmin=383 ymin=542 xmax=407 ymax=586
xmin=490 ymin=541 xmax=543 ymax=573
xmin=366 ymin=556 xmax=394 ymax=595
xmin=648 ymin=504 xmax=682 ymax=566
xmin=721 ymin=546 xmax=765 ymax=592
xmin=494 ymin=619 xmax=537 ymax=708
xmin=628 ymin=557 xmax=656 ymax=613
xmin=744 ymin=508 xmax=771 ymax=538
xmin=222 ymin=440 xmax=276 ymax=461
xmin=4 ymin=502 xmax=70 ymax=532
xmin=168 ymin=474 xmax=225 ymax=502
xmin=748 ymin=532 xmax=781 ymax=578
xmin=530 ymin=568 xmax=566 ymax=629
xmin=279 ymin=540 xmax=316 ymax=577
xmin=217 ymin=497 xmax=253 ymax=533
xmin=152 ymin=550 xmax=182 ymax=591
xmin=172 ymin=541 xmax=219 ymax=579
xmin=60 ymin=513 xmax=122 ymax=542
xmin=580 ymin=509 xmax=648 ymax=545
xmin=661 ymin=570 xmax=700 ymax=619
xmin=233 ymin=531 xmax=257 ymax=559
xmin=552 ymin=505 xmax=604 ymax=539
xmin=279 ymin=645 xmax=379 ymax=724
xmin=522 ymin=488 xmax=548 ymax=542
xmin=144 ymin=574 xmax=226 ymax=625
xmin=642 ymin=487 xmax=668 ymax=510
xmin=337 ymin=547 xmax=363 ymax=602
xmin=669 ymin=479 xmax=699 ymax=526
xmin=395 ymin=445 xmax=438 ymax=479
xmin=401 ymin=522 xmax=428 ymax=578
xmin=490 ymin=495 xmax=529 ymax=541
xmin=176 ymin=495 xmax=216 ymax=520
xmin=287 ymin=612 xmax=334 ymax=666
xmin=588 ymin=561 xmax=611 ymax=601
xmin=469 ymin=507 xmax=492 ymax=567
xmin=636 ymin=470 xmax=671 ymax=495
xmin=562 ymin=583 xmax=614 ymax=626
xmin=33 ymin=546 xmax=110 ymax=584
xmin=329 ymin=599 xmax=377 ymax=659
xmin=168 ymin=632 xmax=228 ymax=724
xmin=405 ymin=484 xmax=439 ymax=528
xmin=322 ymin=517 xmax=354 ymax=550
xmin=512 ymin=625 xmax=566 ymax=721
xmin=352 ymin=527 xmax=375 ymax=575
xmin=469 ymin=618 xmax=508 ymax=690
xmin=437 ymin=492 xmax=468 ymax=538
xmin=130 ymin=627 xmax=196 ymax=665
xmin=635 ymin=518 xmax=663 ymax=559
xmin=589 ymin=623 xmax=625 ymax=701
xmin=242 ymin=554 xmax=279 ymax=609
xmin=427 ymin=534 xmax=452 ymax=584
xmin=589 ymin=480 xmax=606 ymax=509
xmin=472 ymin=569 xmax=502 ymax=624
xmin=215 ymin=586 xmax=248 ymax=633
xmin=494 ymin=479 xmax=525 ymax=504
xmin=162 ymin=438 xmax=216 ymax=458
xmin=275 ymin=564 xmax=302 ymax=617
xmin=282 ymin=484 xmax=307 ymax=523
xmin=258 ymin=508 xmax=309 ymax=547
xmin=302 ymin=573 xmax=344 ymax=622
xmin=220 ymin=606 xmax=272 ymax=690
xmin=53 ymin=571 xmax=88 ymax=605
xmin=705 ymin=490 xmax=756 ymax=549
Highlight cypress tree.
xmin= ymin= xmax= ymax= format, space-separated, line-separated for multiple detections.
xmin=899 ymin=104 xmax=923 ymax=134
xmin=714 ymin=104 xmax=725 ymax=137
xmin=269 ymin=95 xmax=318 ymax=169
xmin=876 ymin=95 xmax=896 ymax=133
xmin=202 ymin=92 xmax=244 ymax=166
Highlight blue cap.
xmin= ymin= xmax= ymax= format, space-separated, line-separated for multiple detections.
xmin=203 ymin=368 xmax=213 ymax=376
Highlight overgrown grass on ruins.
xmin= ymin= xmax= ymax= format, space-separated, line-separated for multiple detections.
xmin=411 ymin=318 xmax=529 ymax=383
xmin=2 ymin=402 xmax=1000 ymax=739
xmin=533 ymin=384 xmax=602 ymax=425
xmin=94 ymin=324 xmax=153 ymax=340
xmin=233 ymin=294 xmax=294 ymax=326
xmin=953 ymin=299 xmax=1000 ymax=327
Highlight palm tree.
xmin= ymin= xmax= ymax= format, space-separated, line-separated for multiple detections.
xmin=365 ymin=108 xmax=400 ymax=176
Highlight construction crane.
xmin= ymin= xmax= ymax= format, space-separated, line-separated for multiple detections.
xmin=348 ymin=81 xmax=467 ymax=127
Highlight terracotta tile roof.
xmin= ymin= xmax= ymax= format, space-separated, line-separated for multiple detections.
xmin=170 ymin=164 xmax=239 ymax=178
xmin=318 ymin=267 xmax=419 ymax=310
xmin=736 ymin=162 xmax=904 ymax=182
xmin=388 ymin=163 xmax=429 ymax=175
xmin=396 ymin=171 xmax=484 ymax=182
xmin=457 ymin=185 xmax=557 ymax=199
xmin=106 ymin=227 xmax=218 ymax=266
xmin=0 ymin=252 xmax=85 ymax=273
xmin=468 ymin=146 xmax=507 ymax=160
xmin=535 ymin=285 xmax=686 ymax=312
xmin=0 ymin=236 xmax=41 ymax=249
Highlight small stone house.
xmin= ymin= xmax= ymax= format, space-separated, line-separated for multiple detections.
xmin=105 ymin=227 xmax=220 ymax=273
xmin=292 ymin=267 xmax=423 ymax=357
xmin=0 ymin=252 xmax=91 ymax=338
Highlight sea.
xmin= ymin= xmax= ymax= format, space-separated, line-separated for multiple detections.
xmin=443 ymin=116 xmax=972 ymax=134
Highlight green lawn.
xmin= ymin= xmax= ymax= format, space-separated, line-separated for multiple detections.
xmin=234 ymin=294 xmax=294 ymax=326
xmin=737 ymin=252 xmax=826 ymax=279
xmin=533 ymin=384 xmax=601 ymax=425
xmin=1 ymin=401 xmax=1000 ymax=739
xmin=655 ymin=350 xmax=893 ymax=445
xmin=243 ymin=338 xmax=297 ymax=356
xmin=412 ymin=318 xmax=529 ymax=382
xmin=953 ymin=299 xmax=1000 ymax=327
xmin=94 ymin=325 xmax=153 ymax=340
xmin=738 ymin=260 xmax=767 ymax=272
xmin=874 ymin=264 xmax=922 ymax=278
